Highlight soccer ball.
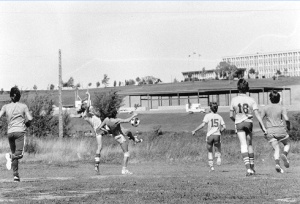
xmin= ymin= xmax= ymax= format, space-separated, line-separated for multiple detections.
xmin=131 ymin=117 xmax=140 ymax=127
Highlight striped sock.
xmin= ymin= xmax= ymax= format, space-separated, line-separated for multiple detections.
xmin=249 ymin=153 xmax=254 ymax=170
xmin=242 ymin=152 xmax=250 ymax=169
xmin=283 ymin=151 xmax=288 ymax=157
xmin=275 ymin=159 xmax=280 ymax=165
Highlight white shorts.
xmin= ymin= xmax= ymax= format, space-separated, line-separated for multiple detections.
xmin=114 ymin=134 xmax=126 ymax=144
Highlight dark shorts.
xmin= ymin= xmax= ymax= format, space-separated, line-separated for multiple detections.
xmin=236 ymin=122 xmax=253 ymax=135
xmin=206 ymin=134 xmax=221 ymax=145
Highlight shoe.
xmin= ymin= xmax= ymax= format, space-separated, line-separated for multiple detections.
xmin=13 ymin=176 xmax=20 ymax=182
xmin=5 ymin=153 xmax=12 ymax=170
xmin=251 ymin=168 xmax=256 ymax=175
xmin=275 ymin=164 xmax=284 ymax=173
xmin=209 ymin=166 xmax=215 ymax=172
xmin=134 ymin=136 xmax=143 ymax=144
xmin=122 ymin=169 xmax=133 ymax=175
xmin=94 ymin=164 xmax=100 ymax=174
xmin=246 ymin=169 xmax=254 ymax=176
xmin=216 ymin=157 xmax=221 ymax=166
xmin=281 ymin=154 xmax=290 ymax=168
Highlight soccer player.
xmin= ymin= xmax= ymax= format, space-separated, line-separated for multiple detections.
xmin=260 ymin=90 xmax=290 ymax=173
xmin=71 ymin=92 xmax=139 ymax=174
xmin=192 ymin=102 xmax=226 ymax=172
xmin=99 ymin=112 xmax=138 ymax=175
xmin=0 ymin=86 xmax=33 ymax=182
xmin=230 ymin=79 xmax=267 ymax=176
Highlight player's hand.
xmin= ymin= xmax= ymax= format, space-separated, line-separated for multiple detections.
xmin=86 ymin=91 xmax=90 ymax=96
xmin=192 ymin=131 xmax=195 ymax=136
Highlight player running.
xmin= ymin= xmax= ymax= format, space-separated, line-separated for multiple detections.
xmin=98 ymin=112 xmax=138 ymax=175
xmin=260 ymin=90 xmax=291 ymax=173
xmin=192 ymin=102 xmax=226 ymax=172
xmin=0 ymin=86 xmax=33 ymax=182
xmin=230 ymin=79 xmax=267 ymax=176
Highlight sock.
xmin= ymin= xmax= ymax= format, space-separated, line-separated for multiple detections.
xmin=283 ymin=151 xmax=288 ymax=157
xmin=95 ymin=154 xmax=100 ymax=167
xmin=249 ymin=153 xmax=254 ymax=169
xmin=208 ymin=160 xmax=214 ymax=168
xmin=275 ymin=159 xmax=280 ymax=165
xmin=242 ymin=152 xmax=250 ymax=170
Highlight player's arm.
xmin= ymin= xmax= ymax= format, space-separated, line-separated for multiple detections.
xmin=0 ymin=106 xmax=5 ymax=118
xmin=220 ymin=118 xmax=226 ymax=132
xmin=192 ymin=122 xmax=206 ymax=135
xmin=282 ymin=107 xmax=290 ymax=131
xmin=24 ymin=106 xmax=33 ymax=127
xmin=254 ymin=109 xmax=267 ymax=134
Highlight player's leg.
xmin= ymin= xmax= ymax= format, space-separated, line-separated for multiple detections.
xmin=280 ymin=137 xmax=290 ymax=168
xmin=6 ymin=133 xmax=15 ymax=171
xmin=119 ymin=137 xmax=132 ymax=175
xmin=214 ymin=135 xmax=222 ymax=166
xmin=271 ymin=140 xmax=284 ymax=173
xmin=206 ymin=142 xmax=214 ymax=172
xmin=237 ymin=130 xmax=253 ymax=176
xmin=11 ymin=132 xmax=25 ymax=182
xmin=247 ymin=133 xmax=255 ymax=173
xmin=94 ymin=134 xmax=103 ymax=174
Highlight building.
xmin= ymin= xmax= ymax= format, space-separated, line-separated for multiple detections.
xmin=222 ymin=50 xmax=300 ymax=78
xmin=182 ymin=70 xmax=216 ymax=81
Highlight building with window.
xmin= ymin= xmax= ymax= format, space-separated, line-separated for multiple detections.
xmin=182 ymin=70 xmax=216 ymax=81
xmin=222 ymin=50 xmax=300 ymax=78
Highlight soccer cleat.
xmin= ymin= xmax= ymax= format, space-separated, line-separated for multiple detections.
xmin=251 ymin=168 xmax=256 ymax=175
xmin=209 ymin=166 xmax=215 ymax=172
xmin=5 ymin=153 xmax=12 ymax=170
xmin=13 ymin=176 xmax=20 ymax=182
xmin=275 ymin=164 xmax=284 ymax=173
xmin=281 ymin=154 xmax=290 ymax=168
xmin=246 ymin=169 xmax=254 ymax=176
xmin=134 ymin=136 xmax=143 ymax=144
xmin=216 ymin=157 xmax=221 ymax=166
xmin=122 ymin=169 xmax=133 ymax=175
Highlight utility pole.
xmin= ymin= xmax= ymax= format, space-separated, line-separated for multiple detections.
xmin=58 ymin=49 xmax=63 ymax=138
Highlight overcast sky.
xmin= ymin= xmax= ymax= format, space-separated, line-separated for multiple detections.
xmin=1 ymin=1 xmax=300 ymax=90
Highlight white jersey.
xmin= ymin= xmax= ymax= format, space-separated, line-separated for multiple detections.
xmin=81 ymin=106 xmax=101 ymax=131
xmin=230 ymin=94 xmax=258 ymax=124
xmin=203 ymin=112 xmax=225 ymax=137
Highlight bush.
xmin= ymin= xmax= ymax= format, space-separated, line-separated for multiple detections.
xmin=92 ymin=90 xmax=124 ymax=120
xmin=290 ymin=112 xmax=300 ymax=141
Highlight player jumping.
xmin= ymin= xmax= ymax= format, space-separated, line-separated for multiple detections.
xmin=260 ymin=90 xmax=291 ymax=173
xmin=0 ymin=86 xmax=33 ymax=182
xmin=230 ymin=79 xmax=267 ymax=176
xmin=192 ymin=102 xmax=226 ymax=172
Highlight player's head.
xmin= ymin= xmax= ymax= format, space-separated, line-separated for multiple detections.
xmin=10 ymin=86 xmax=21 ymax=102
xmin=269 ymin=90 xmax=280 ymax=104
xmin=237 ymin=78 xmax=249 ymax=93
xmin=209 ymin=102 xmax=218 ymax=113
xmin=77 ymin=100 xmax=87 ymax=114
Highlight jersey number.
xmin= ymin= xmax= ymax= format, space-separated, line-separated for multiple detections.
xmin=237 ymin=103 xmax=249 ymax=114
xmin=211 ymin=119 xmax=219 ymax=127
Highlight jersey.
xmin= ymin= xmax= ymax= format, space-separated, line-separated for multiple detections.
xmin=261 ymin=104 xmax=287 ymax=128
xmin=0 ymin=102 xmax=29 ymax=134
xmin=230 ymin=94 xmax=258 ymax=124
xmin=101 ymin=118 xmax=123 ymax=136
xmin=203 ymin=112 xmax=225 ymax=137
xmin=81 ymin=106 xmax=101 ymax=132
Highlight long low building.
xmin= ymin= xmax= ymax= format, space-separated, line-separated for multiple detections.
xmin=223 ymin=50 xmax=300 ymax=78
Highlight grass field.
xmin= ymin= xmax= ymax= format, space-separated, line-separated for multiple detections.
xmin=1 ymin=161 xmax=300 ymax=203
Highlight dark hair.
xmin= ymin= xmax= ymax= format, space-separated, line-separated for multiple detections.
xmin=210 ymin=102 xmax=218 ymax=113
xmin=269 ymin=90 xmax=280 ymax=104
xmin=10 ymin=86 xmax=21 ymax=102
xmin=237 ymin=78 xmax=249 ymax=93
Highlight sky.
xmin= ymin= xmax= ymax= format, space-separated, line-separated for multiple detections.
xmin=1 ymin=1 xmax=300 ymax=90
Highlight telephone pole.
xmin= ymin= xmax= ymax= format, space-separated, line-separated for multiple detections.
xmin=58 ymin=49 xmax=63 ymax=138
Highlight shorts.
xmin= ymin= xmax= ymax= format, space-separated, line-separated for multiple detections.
xmin=236 ymin=122 xmax=253 ymax=135
xmin=265 ymin=127 xmax=289 ymax=143
xmin=206 ymin=134 xmax=221 ymax=145
xmin=114 ymin=134 xmax=126 ymax=144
